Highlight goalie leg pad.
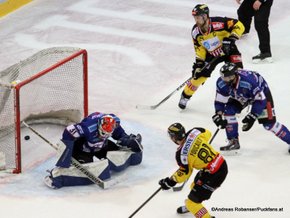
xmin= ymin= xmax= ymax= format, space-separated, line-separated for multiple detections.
xmin=45 ymin=159 xmax=110 ymax=189
xmin=107 ymin=151 xmax=143 ymax=172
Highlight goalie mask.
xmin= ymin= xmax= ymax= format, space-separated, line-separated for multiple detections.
xmin=98 ymin=115 xmax=116 ymax=138
xmin=168 ymin=123 xmax=186 ymax=144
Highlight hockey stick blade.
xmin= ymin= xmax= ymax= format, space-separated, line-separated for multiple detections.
xmin=135 ymin=57 xmax=218 ymax=110
xmin=173 ymin=182 xmax=186 ymax=192
xmin=135 ymin=104 xmax=158 ymax=110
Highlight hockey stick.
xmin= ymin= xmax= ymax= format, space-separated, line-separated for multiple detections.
xmin=136 ymin=57 xmax=218 ymax=110
xmin=22 ymin=121 xmax=107 ymax=189
xmin=128 ymin=187 xmax=162 ymax=218
xmin=172 ymin=127 xmax=220 ymax=192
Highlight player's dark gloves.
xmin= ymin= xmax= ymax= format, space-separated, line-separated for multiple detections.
xmin=212 ymin=114 xmax=227 ymax=129
xmin=242 ymin=113 xmax=257 ymax=131
xmin=222 ymin=37 xmax=236 ymax=56
xmin=117 ymin=134 xmax=143 ymax=152
xmin=192 ymin=61 xmax=205 ymax=79
xmin=159 ymin=177 xmax=177 ymax=190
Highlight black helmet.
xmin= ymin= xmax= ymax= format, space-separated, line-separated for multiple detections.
xmin=192 ymin=4 xmax=209 ymax=16
xmin=220 ymin=62 xmax=238 ymax=78
xmin=168 ymin=123 xmax=186 ymax=141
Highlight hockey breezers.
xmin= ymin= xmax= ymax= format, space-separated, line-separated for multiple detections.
xmin=172 ymin=127 xmax=220 ymax=192
xmin=136 ymin=57 xmax=218 ymax=110
xmin=22 ymin=121 xmax=107 ymax=189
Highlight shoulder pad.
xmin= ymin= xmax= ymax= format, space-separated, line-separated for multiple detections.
xmin=193 ymin=127 xmax=206 ymax=133
xmin=239 ymin=80 xmax=251 ymax=89
xmin=191 ymin=25 xmax=200 ymax=39
xmin=217 ymin=78 xmax=227 ymax=89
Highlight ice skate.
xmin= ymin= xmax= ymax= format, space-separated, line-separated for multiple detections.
xmin=177 ymin=206 xmax=215 ymax=217
xmin=178 ymin=95 xmax=189 ymax=109
xmin=220 ymin=138 xmax=240 ymax=155
xmin=177 ymin=206 xmax=189 ymax=214
xmin=252 ymin=53 xmax=273 ymax=64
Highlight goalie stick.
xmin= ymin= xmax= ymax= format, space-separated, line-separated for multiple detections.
xmin=136 ymin=57 xmax=218 ymax=110
xmin=172 ymin=127 xmax=220 ymax=192
xmin=22 ymin=121 xmax=108 ymax=189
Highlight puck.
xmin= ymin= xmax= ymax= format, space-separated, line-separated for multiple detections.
xmin=24 ymin=135 xmax=30 ymax=140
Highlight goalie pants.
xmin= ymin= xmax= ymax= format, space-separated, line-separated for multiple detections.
xmin=72 ymin=138 xmax=120 ymax=163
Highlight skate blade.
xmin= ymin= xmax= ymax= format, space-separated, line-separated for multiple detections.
xmin=252 ymin=57 xmax=273 ymax=64
xmin=220 ymin=149 xmax=241 ymax=156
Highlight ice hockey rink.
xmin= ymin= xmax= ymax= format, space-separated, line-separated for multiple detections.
xmin=0 ymin=0 xmax=290 ymax=217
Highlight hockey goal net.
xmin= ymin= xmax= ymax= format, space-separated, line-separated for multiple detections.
xmin=0 ymin=47 xmax=88 ymax=173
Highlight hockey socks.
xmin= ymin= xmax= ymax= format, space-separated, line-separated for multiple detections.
xmin=185 ymin=199 xmax=212 ymax=218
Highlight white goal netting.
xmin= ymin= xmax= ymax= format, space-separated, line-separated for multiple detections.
xmin=0 ymin=47 xmax=88 ymax=173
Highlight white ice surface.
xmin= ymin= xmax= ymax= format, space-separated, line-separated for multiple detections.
xmin=0 ymin=0 xmax=290 ymax=217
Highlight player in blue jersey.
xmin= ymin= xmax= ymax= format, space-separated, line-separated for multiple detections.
xmin=44 ymin=112 xmax=143 ymax=189
xmin=212 ymin=63 xmax=290 ymax=152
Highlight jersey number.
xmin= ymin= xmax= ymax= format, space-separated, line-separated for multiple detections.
xmin=197 ymin=144 xmax=214 ymax=164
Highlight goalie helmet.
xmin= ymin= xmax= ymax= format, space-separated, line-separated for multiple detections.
xmin=98 ymin=115 xmax=116 ymax=138
xmin=168 ymin=123 xmax=186 ymax=142
xmin=192 ymin=4 xmax=209 ymax=16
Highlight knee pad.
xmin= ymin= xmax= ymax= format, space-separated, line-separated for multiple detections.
xmin=224 ymin=115 xmax=237 ymax=124
xmin=263 ymin=122 xmax=280 ymax=134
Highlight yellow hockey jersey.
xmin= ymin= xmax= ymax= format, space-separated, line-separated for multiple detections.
xmin=171 ymin=128 xmax=224 ymax=183
xmin=192 ymin=16 xmax=245 ymax=61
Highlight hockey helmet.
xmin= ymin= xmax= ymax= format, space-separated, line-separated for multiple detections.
xmin=192 ymin=4 xmax=209 ymax=16
xmin=168 ymin=123 xmax=186 ymax=142
xmin=98 ymin=115 xmax=116 ymax=138
xmin=220 ymin=62 xmax=238 ymax=78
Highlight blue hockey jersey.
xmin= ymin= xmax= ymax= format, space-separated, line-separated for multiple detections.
xmin=214 ymin=69 xmax=270 ymax=116
xmin=63 ymin=112 xmax=127 ymax=153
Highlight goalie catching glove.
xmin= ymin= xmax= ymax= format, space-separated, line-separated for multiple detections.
xmin=118 ymin=134 xmax=143 ymax=152
xmin=242 ymin=112 xmax=257 ymax=131
xmin=159 ymin=177 xmax=177 ymax=190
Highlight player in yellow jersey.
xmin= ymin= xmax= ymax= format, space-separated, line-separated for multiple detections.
xmin=159 ymin=123 xmax=228 ymax=218
xmin=178 ymin=4 xmax=245 ymax=109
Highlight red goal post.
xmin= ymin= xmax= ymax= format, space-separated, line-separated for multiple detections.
xmin=0 ymin=47 xmax=88 ymax=173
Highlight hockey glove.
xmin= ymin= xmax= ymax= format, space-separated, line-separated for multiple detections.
xmin=159 ymin=177 xmax=177 ymax=190
xmin=118 ymin=134 xmax=143 ymax=152
xmin=212 ymin=113 xmax=227 ymax=129
xmin=242 ymin=113 xmax=257 ymax=131
xmin=222 ymin=37 xmax=236 ymax=56
xmin=192 ymin=61 xmax=205 ymax=79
